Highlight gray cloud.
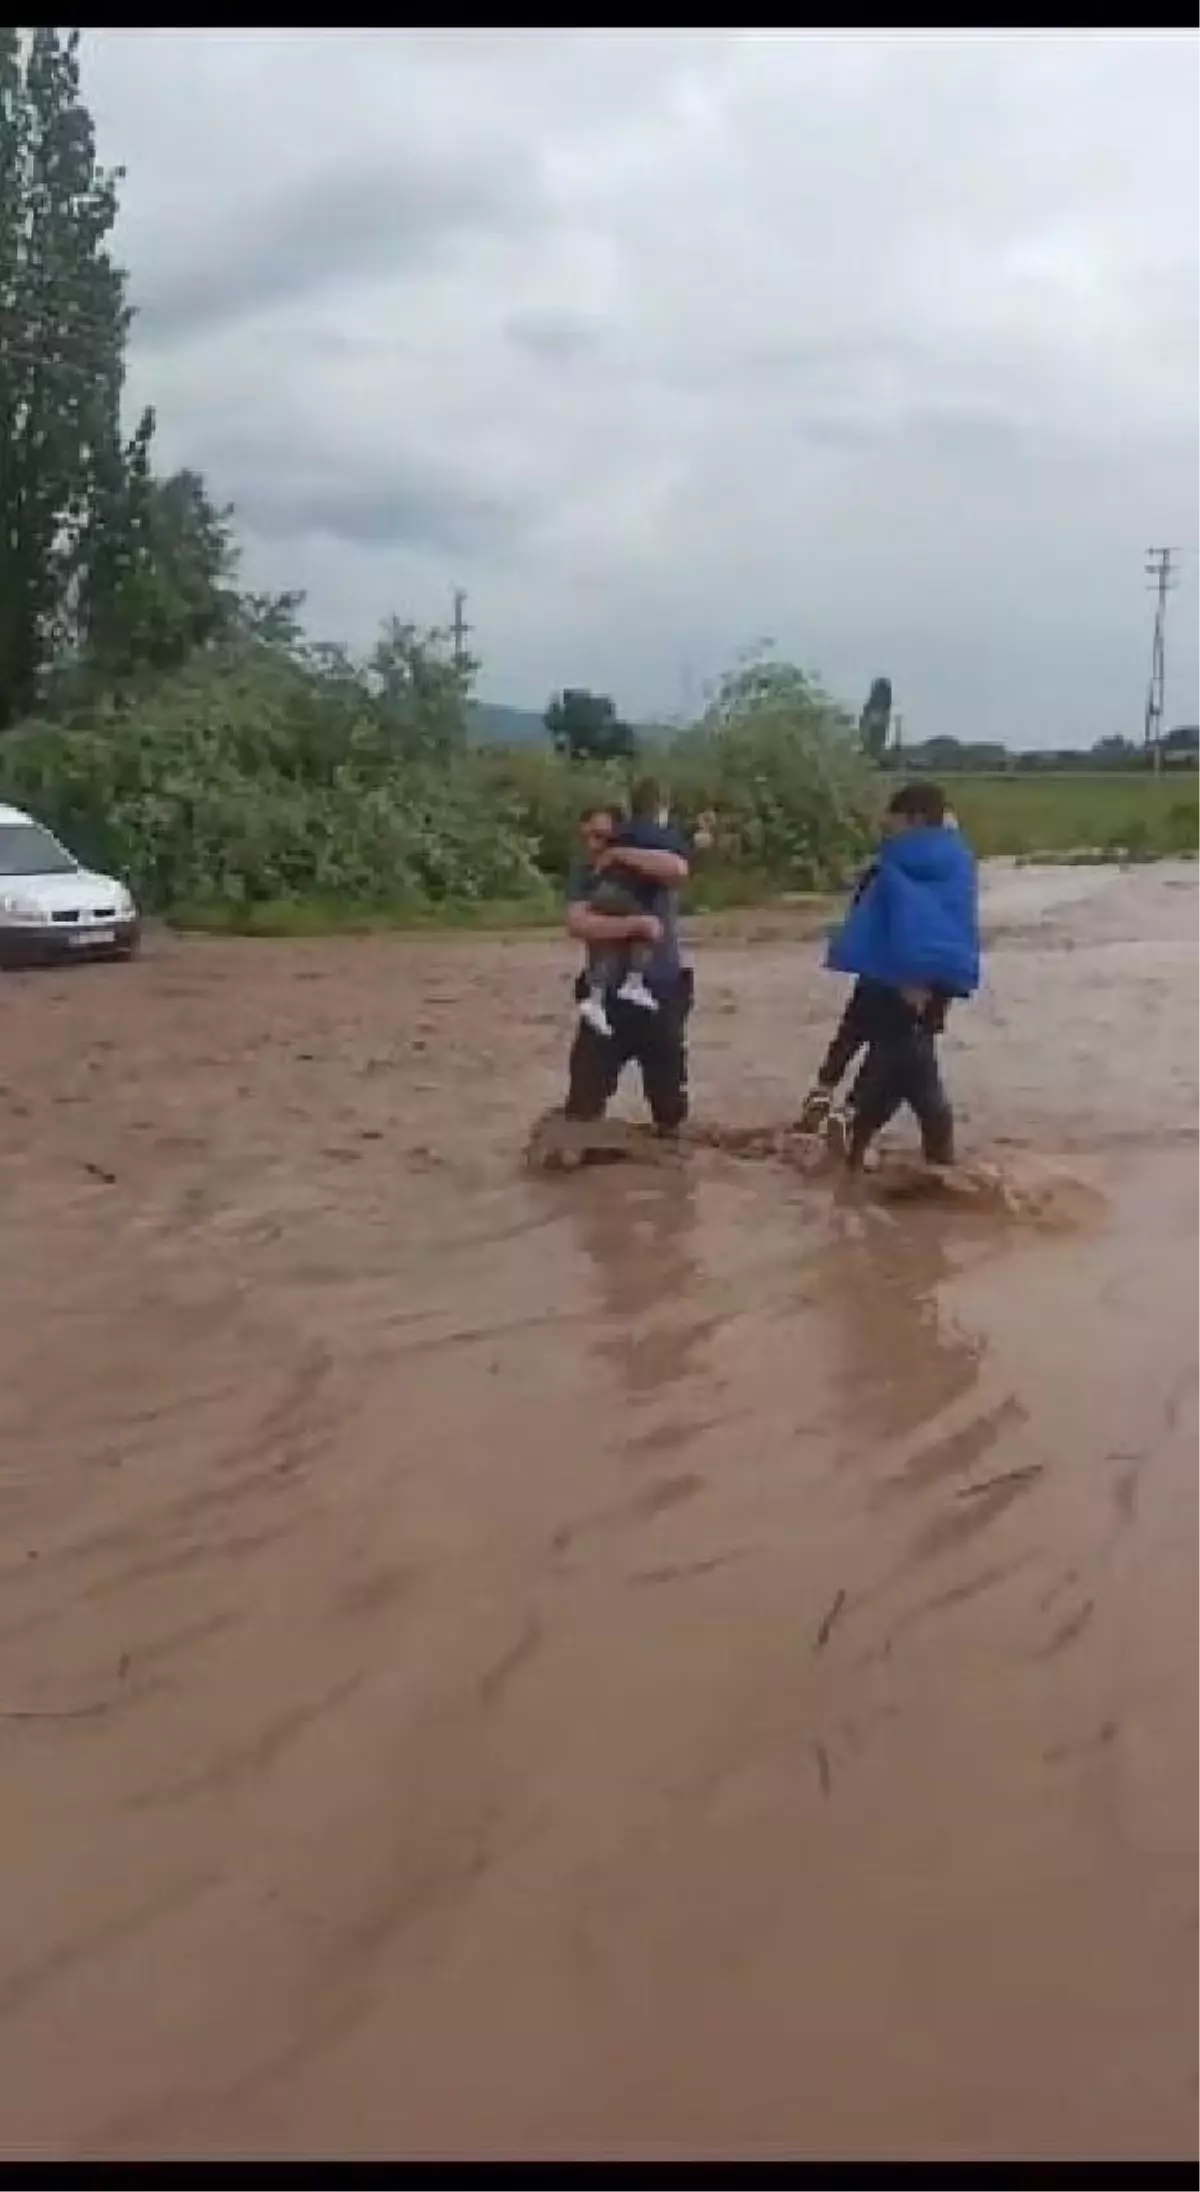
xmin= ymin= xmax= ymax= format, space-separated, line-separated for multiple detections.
xmin=504 ymin=308 xmax=604 ymax=364
xmin=137 ymin=153 xmax=542 ymax=346
xmin=83 ymin=28 xmax=1199 ymax=743
xmin=239 ymin=472 xmax=530 ymax=560
xmin=187 ymin=410 xmax=538 ymax=558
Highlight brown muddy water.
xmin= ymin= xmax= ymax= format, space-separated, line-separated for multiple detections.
xmin=0 ymin=861 xmax=1195 ymax=2161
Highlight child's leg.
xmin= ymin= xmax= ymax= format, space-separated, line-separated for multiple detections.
xmin=588 ymin=945 xmax=624 ymax=991
xmin=818 ymin=990 xmax=870 ymax=1088
xmin=579 ymin=879 xmax=640 ymax=1033
xmin=579 ymin=945 xmax=624 ymax=1032
xmin=604 ymin=893 xmax=657 ymax=1012
xmin=838 ymin=1043 xmax=873 ymax=1139
xmin=616 ymin=938 xmax=659 ymax=1012
xmin=584 ymin=877 xmax=658 ymax=1014
xmin=588 ymin=879 xmax=639 ymax=989
xmin=797 ymin=982 xmax=870 ymax=1129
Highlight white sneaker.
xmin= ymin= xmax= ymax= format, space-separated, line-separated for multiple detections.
xmin=616 ymin=972 xmax=658 ymax=1013
xmin=824 ymin=1106 xmax=854 ymax=1163
xmin=796 ymin=1085 xmax=833 ymax=1135
xmin=579 ymin=992 xmax=612 ymax=1037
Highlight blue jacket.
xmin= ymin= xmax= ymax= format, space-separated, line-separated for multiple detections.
xmin=826 ymin=826 xmax=980 ymax=998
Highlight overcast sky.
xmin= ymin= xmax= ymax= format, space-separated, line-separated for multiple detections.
xmin=84 ymin=28 xmax=1198 ymax=744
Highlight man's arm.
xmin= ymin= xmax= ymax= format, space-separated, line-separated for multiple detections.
xmin=597 ymin=844 xmax=689 ymax=887
xmin=566 ymin=901 xmax=663 ymax=948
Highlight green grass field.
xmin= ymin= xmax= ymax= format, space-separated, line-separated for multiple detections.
xmin=942 ymin=772 xmax=1198 ymax=860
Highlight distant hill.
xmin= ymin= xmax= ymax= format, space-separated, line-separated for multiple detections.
xmin=469 ymin=700 xmax=546 ymax=746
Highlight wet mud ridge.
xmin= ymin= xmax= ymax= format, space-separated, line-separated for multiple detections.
xmin=525 ymin=1106 xmax=1104 ymax=1229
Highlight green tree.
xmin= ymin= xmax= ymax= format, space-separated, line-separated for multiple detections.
xmin=1090 ymin=735 xmax=1139 ymax=769
xmin=667 ymin=654 xmax=871 ymax=890
xmin=49 ymin=431 xmax=305 ymax=711
xmin=236 ymin=586 xmax=307 ymax=651
xmin=0 ymin=624 xmax=541 ymax=912
xmin=80 ymin=463 xmax=242 ymax=685
xmin=0 ymin=26 xmax=147 ymax=729
xmin=904 ymin=735 xmax=965 ymax=771
xmin=544 ymin=686 xmax=636 ymax=762
xmin=367 ymin=616 xmax=474 ymax=764
xmin=857 ymin=675 xmax=892 ymax=762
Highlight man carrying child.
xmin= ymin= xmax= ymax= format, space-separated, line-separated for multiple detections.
xmin=562 ymin=783 xmax=694 ymax=1136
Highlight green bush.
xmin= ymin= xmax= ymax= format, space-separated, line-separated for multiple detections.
xmin=666 ymin=658 xmax=876 ymax=891
xmin=0 ymin=639 xmax=545 ymax=912
xmin=475 ymin=744 xmax=628 ymax=883
xmin=0 ymin=637 xmax=878 ymax=924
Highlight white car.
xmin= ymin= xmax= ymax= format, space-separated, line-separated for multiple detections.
xmin=0 ymin=803 xmax=140 ymax=966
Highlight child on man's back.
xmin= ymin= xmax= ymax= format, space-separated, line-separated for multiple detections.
xmin=796 ymin=806 xmax=959 ymax=1141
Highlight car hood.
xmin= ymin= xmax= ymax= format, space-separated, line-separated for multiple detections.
xmin=0 ymin=868 xmax=129 ymax=912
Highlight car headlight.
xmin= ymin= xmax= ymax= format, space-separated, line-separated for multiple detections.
xmin=0 ymin=893 xmax=49 ymax=921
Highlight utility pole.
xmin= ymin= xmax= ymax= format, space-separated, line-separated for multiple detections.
xmin=893 ymin=709 xmax=904 ymax=759
xmin=1143 ymin=547 xmax=1178 ymax=770
xmin=450 ymin=587 xmax=471 ymax=671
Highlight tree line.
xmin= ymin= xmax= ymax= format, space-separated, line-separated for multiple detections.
xmin=882 ymin=729 xmax=1199 ymax=775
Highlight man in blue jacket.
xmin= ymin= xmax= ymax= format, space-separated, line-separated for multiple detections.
xmin=797 ymin=804 xmax=961 ymax=1142
xmin=821 ymin=781 xmax=979 ymax=1172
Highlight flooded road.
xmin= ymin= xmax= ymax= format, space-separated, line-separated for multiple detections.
xmin=0 ymin=861 xmax=1195 ymax=2160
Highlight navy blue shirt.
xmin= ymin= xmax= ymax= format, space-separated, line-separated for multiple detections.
xmin=613 ymin=817 xmax=689 ymax=857
xmin=606 ymin=818 xmax=689 ymax=914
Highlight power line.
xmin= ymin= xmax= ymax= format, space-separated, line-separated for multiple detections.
xmin=1143 ymin=546 xmax=1179 ymax=769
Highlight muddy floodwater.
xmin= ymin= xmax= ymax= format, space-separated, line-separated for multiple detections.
xmin=0 ymin=861 xmax=1195 ymax=2161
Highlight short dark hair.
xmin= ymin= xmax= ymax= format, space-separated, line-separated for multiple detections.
xmin=629 ymin=774 xmax=665 ymax=818
xmin=578 ymin=801 xmax=622 ymax=829
xmin=887 ymin=779 xmax=947 ymax=826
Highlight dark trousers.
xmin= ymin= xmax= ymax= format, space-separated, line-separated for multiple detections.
xmin=821 ymin=978 xmax=951 ymax=1102
xmin=818 ymin=979 xmax=878 ymax=1088
xmin=565 ymin=972 xmax=692 ymax=1134
xmin=847 ymin=1016 xmax=955 ymax=1166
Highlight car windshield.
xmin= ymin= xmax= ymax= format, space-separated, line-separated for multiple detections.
xmin=0 ymin=823 xmax=78 ymax=877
